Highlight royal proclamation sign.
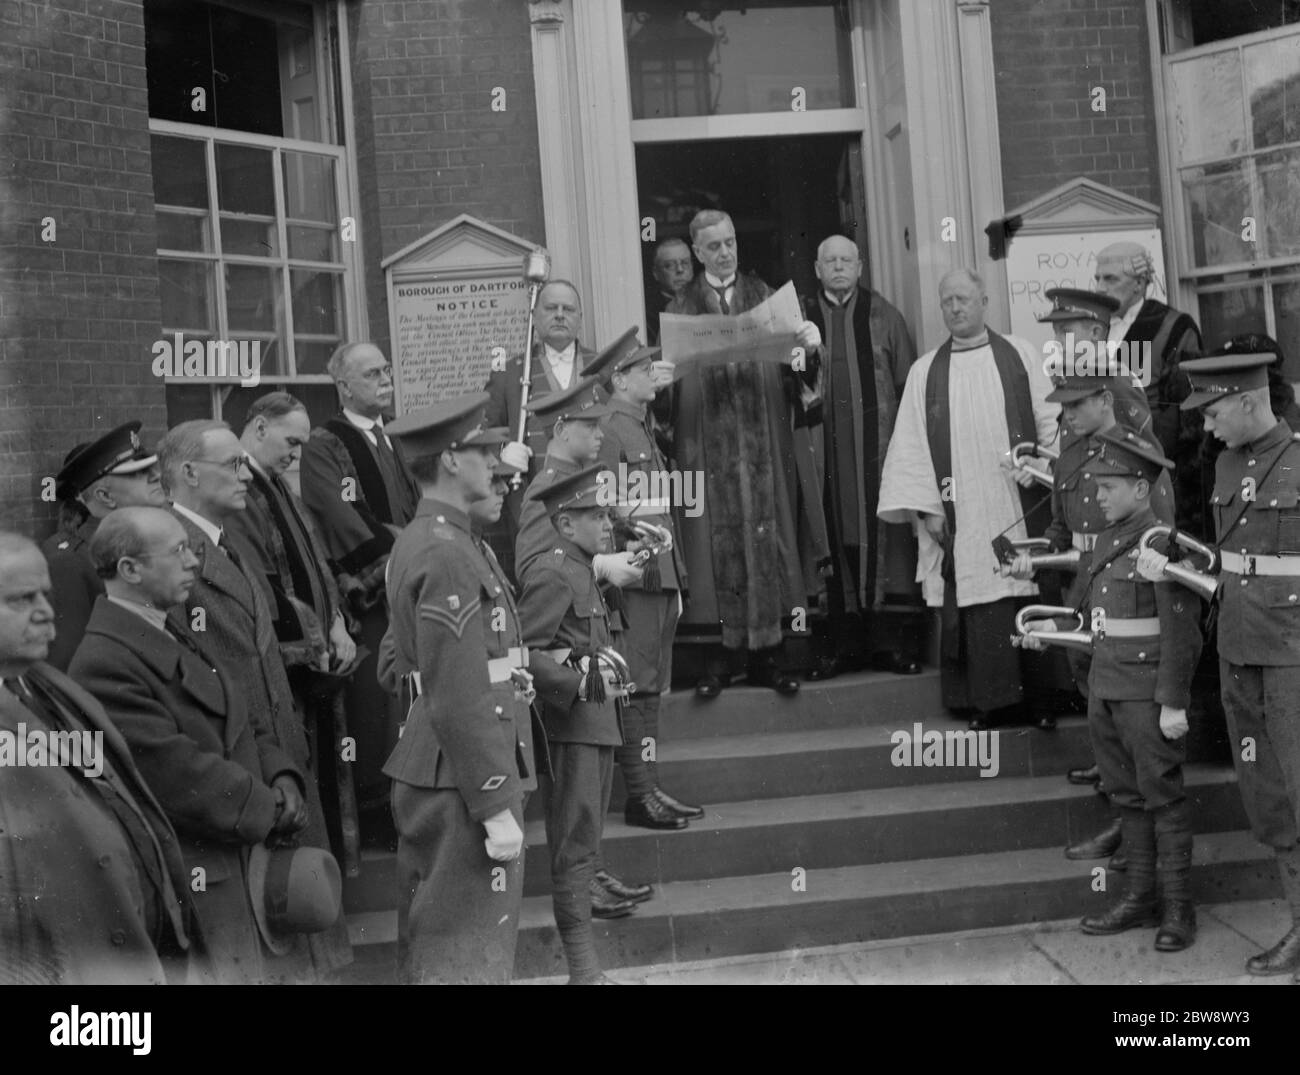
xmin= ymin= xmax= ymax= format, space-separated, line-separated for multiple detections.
xmin=383 ymin=214 xmax=538 ymax=414
xmin=1001 ymin=179 xmax=1169 ymax=356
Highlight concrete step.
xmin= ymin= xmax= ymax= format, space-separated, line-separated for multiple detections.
xmin=343 ymin=763 xmax=1247 ymax=912
xmin=342 ymin=828 xmax=1281 ymax=981
xmin=658 ymin=668 xmax=946 ymax=740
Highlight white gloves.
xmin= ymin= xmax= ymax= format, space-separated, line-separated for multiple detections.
xmin=1136 ymin=547 xmax=1170 ymax=582
xmin=499 ymin=441 xmax=532 ymax=472
xmin=592 ymin=551 xmax=644 ymax=587
xmin=483 ymin=808 xmax=524 ymax=861
xmin=1159 ymin=705 xmax=1189 ymax=740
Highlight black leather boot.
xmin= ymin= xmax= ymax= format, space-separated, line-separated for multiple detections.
xmin=1080 ymin=808 xmax=1158 ymax=934
xmin=595 ymin=869 xmax=653 ymax=903
xmin=1065 ymin=815 xmax=1123 ymax=860
xmin=1153 ymin=800 xmax=1196 ymax=952
xmin=1247 ymin=848 xmax=1300 ymax=975
xmin=625 ymin=792 xmax=687 ymax=830
xmin=653 ymin=786 xmax=703 ymax=821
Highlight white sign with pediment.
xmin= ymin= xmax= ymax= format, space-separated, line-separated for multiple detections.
xmin=384 ymin=214 xmax=539 ymax=414
xmin=1003 ymin=179 xmax=1168 ymax=355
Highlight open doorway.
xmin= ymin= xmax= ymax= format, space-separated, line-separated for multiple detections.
xmin=635 ymin=132 xmax=867 ymax=325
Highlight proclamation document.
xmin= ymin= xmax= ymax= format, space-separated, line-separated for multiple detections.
xmin=658 ymin=281 xmax=804 ymax=375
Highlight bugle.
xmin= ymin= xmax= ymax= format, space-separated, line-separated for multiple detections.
xmin=1138 ymin=525 xmax=1219 ymax=600
xmin=595 ymin=645 xmax=636 ymax=697
xmin=627 ymin=519 xmax=673 ymax=566
xmin=1009 ymin=441 xmax=1058 ymax=489
xmin=1012 ymin=604 xmax=1094 ymax=652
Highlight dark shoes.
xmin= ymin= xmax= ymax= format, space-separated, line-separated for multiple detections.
xmin=968 ymin=713 xmax=989 ymax=731
xmin=695 ymin=673 xmax=726 ymax=699
xmin=1080 ymin=893 xmax=1161 ymax=935
xmin=595 ymin=869 xmax=653 ymax=904
xmin=748 ymin=658 xmax=799 ymax=695
xmin=588 ymin=877 xmax=637 ymax=919
xmin=1065 ymin=817 xmax=1124 ymax=861
xmin=1036 ymin=713 xmax=1057 ymax=731
xmin=1155 ymin=901 xmax=1197 ymax=952
xmin=1245 ymin=925 xmax=1300 ymax=976
xmin=805 ymin=655 xmax=843 ymax=681
xmin=807 ymin=652 xmax=922 ymax=680
xmin=625 ymin=793 xmax=687 ymax=831
xmin=1067 ymin=763 xmax=1101 ymax=786
xmin=653 ymin=786 xmax=703 ymax=821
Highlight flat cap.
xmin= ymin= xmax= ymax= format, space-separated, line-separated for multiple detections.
xmin=386 ymin=392 xmax=507 ymax=456
xmin=536 ymin=462 xmax=612 ymax=515
xmin=1036 ymin=288 xmax=1120 ymax=325
xmin=582 ymin=326 xmax=641 ymax=384
xmin=1089 ymin=427 xmax=1174 ymax=482
xmin=525 ymin=377 xmax=609 ymax=422
xmin=1179 ymin=352 xmax=1276 ymax=410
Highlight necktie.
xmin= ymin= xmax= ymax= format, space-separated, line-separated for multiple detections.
xmin=711 ymin=283 xmax=731 ymax=315
xmin=3 ymin=675 xmax=42 ymax=717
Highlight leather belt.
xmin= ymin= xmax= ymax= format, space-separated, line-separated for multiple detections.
xmin=1220 ymin=551 xmax=1300 ymax=577
xmin=538 ymin=647 xmax=573 ymax=665
xmin=1100 ymin=617 xmax=1160 ymax=638
xmin=1072 ymin=532 xmax=1097 ymax=552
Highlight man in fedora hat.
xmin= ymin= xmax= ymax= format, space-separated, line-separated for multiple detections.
xmin=42 ymin=421 xmax=166 ymax=670
xmin=69 ymin=506 xmax=313 ymax=983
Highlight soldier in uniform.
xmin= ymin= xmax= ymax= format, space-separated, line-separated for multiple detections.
xmin=42 ymin=422 xmax=165 ymax=670
xmin=1140 ymin=352 xmax=1300 ymax=978
xmin=1005 ymin=289 xmax=1172 ymax=867
xmin=586 ymin=332 xmax=702 ymax=832
xmin=517 ymin=464 xmax=641 ymax=984
xmin=381 ymin=393 xmax=563 ymax=985
xmin=1022 ymin=429 xmax=1202 ymax=951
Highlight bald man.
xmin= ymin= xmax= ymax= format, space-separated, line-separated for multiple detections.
xmin=800 ymin=235 xmax=920 ymax=678
xmin=1094 ymin=242 xmax=1202 ymax=523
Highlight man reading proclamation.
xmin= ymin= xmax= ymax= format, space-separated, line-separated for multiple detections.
xmin=878 ymin=269 xmax=1060 ymax=730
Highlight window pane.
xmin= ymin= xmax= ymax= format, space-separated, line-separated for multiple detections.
xmin=216 ymin=143 xmax=275 ymax=217
xmin=157 ymin=210 xmax=208 ymax=252
xmin=221 ymin=216 xmax=278 ymax=257
xmin=1272 ymin=280 xmax=1300 ymax=377
xmin=159 ymin=259 xmax=214 ymax=333
xmin=226 ymin=264 xmax=282 ymax=333
xmin=1197 ymin=284 xmax=1266 ymax=348
xmin=1257 ymin=147 xmax=1300 ymax=258
xmin=1169 ymin=50 xmax=1245 ymax=162
xmin=293 ymin=341 xmax=336 ymax=377
xmin=1245 ymin=33 xmax=1300 ymax=150
xmin=151 ymin=135 xmax=208 ymax=208
xmin=624 ymin=2 xmax=855 ymax=119
xmin=1182 ymin=160 xmax=1254 ymax=267
xmin=290 ymin=269 xmax=341 ymax=336
xmin=283 ymin=152 xmax=337 ymax=224
xmin=287 ymin=225 xmax=335 ymax=262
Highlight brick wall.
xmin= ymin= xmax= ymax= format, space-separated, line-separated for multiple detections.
xmin=350 ymin=0 xmax=545 ymax=353
xmin=991 ymin=0 xmax=1162 ymax=212
xmin=0 ymin=0 xmax=164 ymax=538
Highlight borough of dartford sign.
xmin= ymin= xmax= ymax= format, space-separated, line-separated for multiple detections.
xmin=383 ymin=214 xmax=536 ymax=414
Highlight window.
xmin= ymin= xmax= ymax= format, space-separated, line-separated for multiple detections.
xmin=1161 ymin=18 xmax=1300 ymax=367
xmin=145 ymin=0 xmax=358 ymax=417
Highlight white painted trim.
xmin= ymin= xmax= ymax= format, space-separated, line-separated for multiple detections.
xmin=630 ymin=108 xmax=865 ymax=143
xmin=335 ymin=0 xmax=368 ymax=341
xmin=855 ymin=0 xmax=895 ymax=302
xmin=571 ymin=3 xmax=645 ymax=343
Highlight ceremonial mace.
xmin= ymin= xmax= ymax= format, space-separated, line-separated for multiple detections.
xmin=512 ymin=248 xmax=552 ymax=490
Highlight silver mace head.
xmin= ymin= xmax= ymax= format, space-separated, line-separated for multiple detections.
xmin=523 ymin=249 xmax=551 ymax=285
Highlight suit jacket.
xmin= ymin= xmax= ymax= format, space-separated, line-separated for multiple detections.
xmin=0 ymin=662 xmax=191 ymax=984
xmin=167 ymin=507 xmax=311 ymax=772
xmin=40 ymin=515 xmax=103 ymax=671
xmin=484 ymin=343 xmax=598 ymax=466
xmin=70 ymin=597 xmax=301 ymax=983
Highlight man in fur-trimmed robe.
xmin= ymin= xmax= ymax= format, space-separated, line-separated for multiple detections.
xmin=878 ymin=269 xmax=1061 ymax=729
xmin=801 ymin=235 xmax=920 ymax=679
xmin=665 ymin=209 xmax=828 ymax=697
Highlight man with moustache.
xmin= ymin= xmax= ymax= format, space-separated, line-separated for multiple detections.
xmin=157 ymin=420 xmax=352 ymax=977
xmin=1 ymin=530 xmax=192 ymax=985
xmin=229 ymin=391 xmax=361 ymax=868
xmin=800 ymin=235 xmax=919 ymax=679
xmin=483 ymin=279 xmax=597 ymax=584
xmin=42 ymin=423 xmax=167 ymax=670
xmin=300 ymin=342 xmax=419 ymax=847
xmin=666 ymin=209 xmax=826 ymax=697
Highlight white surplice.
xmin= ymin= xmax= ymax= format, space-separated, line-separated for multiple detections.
xmin=878 ymin=334 xmax=1060 ymax=608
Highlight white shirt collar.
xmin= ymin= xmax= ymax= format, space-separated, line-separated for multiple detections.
xmin=107 ymin=595 xmax=171 ymax=634
xmin=172 ymin=502 xmax=223 ymax=547
xmin=343 ymin=407 xmax=382 ymax=432
xmin=704 ymin=271 xmax=736 ymax=290
xmin=1109 ymin=300 xmax=1143 ymax=344
xmin=544 ymin=343 xmax=576 ymax=388
xmin=822 ymin=290 xmax=854 ymax=307
xmin=544 ymin=342 xmax=576 ymax=364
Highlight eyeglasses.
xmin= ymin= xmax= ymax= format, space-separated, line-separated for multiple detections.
xmin=358 ymin=366 xmax=393 ymax=382
xmin=192 ymin=454 xmax=250 ymax=474
xmin=135 ymin=540 xmax=194 ymax=561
